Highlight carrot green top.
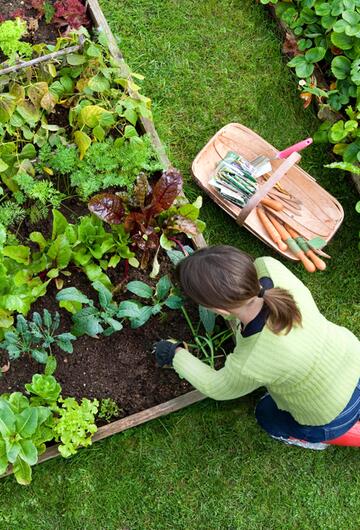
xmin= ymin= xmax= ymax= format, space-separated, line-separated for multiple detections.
xmin=173 ymin=257 xmax=360 ymax=426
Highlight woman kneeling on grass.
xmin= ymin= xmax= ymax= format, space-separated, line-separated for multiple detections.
xmin=154 ymin=245 xmax=360 ymax=450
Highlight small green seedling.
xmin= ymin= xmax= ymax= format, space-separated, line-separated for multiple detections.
xmin=98 ymin=398 xmax=122 ymax=422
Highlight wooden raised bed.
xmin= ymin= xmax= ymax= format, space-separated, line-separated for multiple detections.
xmin=1 ymin=0 xmax=208 ymax=479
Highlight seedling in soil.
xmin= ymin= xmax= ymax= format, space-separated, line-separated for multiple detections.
xmin=98 ymin=398 xmax=122 ymax=423
xmin=118 ymin=275 xmax=183 ymax=329
xmin=0 ymin=309 xmax=76 ymax=365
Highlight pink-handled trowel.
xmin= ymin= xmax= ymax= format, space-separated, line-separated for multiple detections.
xmin=251 ymin=138 xmax=313 ymax=177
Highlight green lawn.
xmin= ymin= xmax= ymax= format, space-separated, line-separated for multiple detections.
xmin=1 ymin=1 xmax=360 ymax=528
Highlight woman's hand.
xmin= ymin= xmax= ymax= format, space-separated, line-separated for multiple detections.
xmin=153 ymin=339 xmax=185 ymax=367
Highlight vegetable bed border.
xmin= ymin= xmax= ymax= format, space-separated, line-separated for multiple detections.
xmin=265 ymin=2 xmax=360 ymax=195
xmin=1 ymin=0 xmax=207 ymax=480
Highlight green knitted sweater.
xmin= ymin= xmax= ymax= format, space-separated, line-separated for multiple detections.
xmin=173 ymin=257 xmax=360 ymax=426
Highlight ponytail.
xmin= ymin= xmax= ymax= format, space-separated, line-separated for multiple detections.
xmin=263 ymin=287 xmax=302 ymax=335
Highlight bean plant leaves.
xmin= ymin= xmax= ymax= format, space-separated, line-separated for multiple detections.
xmin=28 ymin=82 xmax=49 ymax=108
xmin=0 ymin=94 xmax=16 ymax=122
xmin=79 ymin=105 xmax=113 ymax=128
xmin=88 ymin=74 xmax=110 ymax=92
xmin=67 ymin=53 xmax=86 ymax=65
xmin=0 ymin=159 xmax=9 ymax=172
xmin=88 ymin=193 xmax=125 ymax=224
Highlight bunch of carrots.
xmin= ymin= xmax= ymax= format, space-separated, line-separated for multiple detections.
xmin=256 ymin=204 xmax=327 ymax=272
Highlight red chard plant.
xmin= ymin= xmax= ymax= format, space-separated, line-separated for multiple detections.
xmin=88 ymin=169 xmax=205 ymax=270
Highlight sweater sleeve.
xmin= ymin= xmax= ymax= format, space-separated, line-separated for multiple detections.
xmin=172 ymin=347 xmax=261 ymax=400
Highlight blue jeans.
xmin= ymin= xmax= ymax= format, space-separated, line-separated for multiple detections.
xmin=255 ymin=380 xmax=360 ymax=443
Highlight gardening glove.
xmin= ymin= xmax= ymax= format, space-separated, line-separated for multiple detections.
xmin=153 ymin=339 xmax=184 ymax=367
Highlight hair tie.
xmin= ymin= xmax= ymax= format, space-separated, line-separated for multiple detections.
xmin=258 ymin=286 xmax=265 ymax=298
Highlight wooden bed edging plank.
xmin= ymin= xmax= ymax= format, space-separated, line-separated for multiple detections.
xmin=2 ymin=390 xmax=206 ymax=478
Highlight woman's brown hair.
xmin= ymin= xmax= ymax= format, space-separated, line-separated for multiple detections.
xmin=176 ymin=245 xmax=302 ymax=334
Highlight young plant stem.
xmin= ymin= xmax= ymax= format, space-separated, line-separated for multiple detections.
xmin=181 ymin=306 xmax=209 ymax=359
xmin=169 ymin=237 xmax=189 ymax=256
xmin=112 ymin=259 xmax=129 ymax=295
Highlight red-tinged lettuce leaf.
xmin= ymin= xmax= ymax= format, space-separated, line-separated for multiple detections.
xmin=166 ymin=216 xmax=199 ymax=236
xmin=88 ymin=193 xmax=125 ymax=225
xmin=53 ymin=0 xmax=90 ymax=28
xmin=147 ymin=168 xmax=183 ymax=216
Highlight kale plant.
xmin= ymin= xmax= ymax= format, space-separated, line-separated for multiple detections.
xmin=56 ymin=281 xmax=124 ymax=337
xmin=0 ymin=309 xmax=76 ymax=364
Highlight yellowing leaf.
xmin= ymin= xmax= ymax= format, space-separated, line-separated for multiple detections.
xmin=48 ymin=63 xmax=57 ymax=77
xmin=44 ymin=167 xmax=54 ymax=175
xmin=40 ymin=92 xmax=57 ymax=112
xmin=76 ymin=78 xmax=88 ymax=92
xmin=28 ymin=82 xmax=49 ymax=108
xmin=79 ymin=105 xmax=113 ymax=128
xmin=74 ymin=130 xmax=91 ymax=160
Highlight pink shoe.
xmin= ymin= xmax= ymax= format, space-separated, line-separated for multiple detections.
xmin=326 ymin=422 xmax=360 ymax=447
